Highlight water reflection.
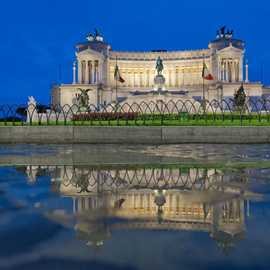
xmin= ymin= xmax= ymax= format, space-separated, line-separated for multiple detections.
xmin=19 ymin=165 xmax=262 ymax=254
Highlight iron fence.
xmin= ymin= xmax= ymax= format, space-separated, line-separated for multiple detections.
xmin=24 ymin=166 xmax=238 ymax=192
xmin=1 ymin=98 xmax=270 ymax=126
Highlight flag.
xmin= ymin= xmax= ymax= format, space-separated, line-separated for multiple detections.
xmin=114 ymin=64 xmax=125 ymax=83
xmin=202 ymin=62 xmax=214 ymax=80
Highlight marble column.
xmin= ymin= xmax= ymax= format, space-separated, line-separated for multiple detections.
xmin=96 ymin=61 xmax=99 ymax=83
xmin=140 ymin=71 xmax=143 ymax=87
xmin=171 ymin=69 xmax=176 ymax=87
xmin=133 ymin=71 xmax=136 ymax=87
xmin=224 ymin=61 xmax=227 ymax=81
xmin=85 ymin=60 xmax=89 ymax=84
xmin=227 ymin=61 xmax=230 ymax=82
xmin=239 ymin=58 xmax=243 ymax=82
xmin=218 ymin=61 xmax=222 ymax=81
xmin=236 ymin=61 xmax=240 ymax=82
xmin=143 ymin=70 xmax=147 ymax=87
xmin=82 ymin=61 xmax=86 ymax=84
xmin=149 ymin=70 xmax=154 ymax=87
xmin=226 ymin=61 xmax=229 ymax=82
xmin=128 ymin=71 xmax=131 ymax=87
xmin=128 ymin=70 xmax=131 ymax=87
xmin=168 ymin=69 xmax=172 ymax=87
xmin=146 ymin=70 xmax=150 ymax=87
xmin=246 ymin=199 xmax=250 ymax=217
xmin=72 ymin=61 xmax=76 ymax=84
xmin=98 ymin=61 xmax=102 ymax=83
xmin=182 ymin=68 xmax=185 ymax=86
xmin=175 ymin=68 xmax=179 ymax=87
xmin=245 ymin=60 xmax=249 ymax=83
xmin=78 ymin=60 xmax=82 ymax=84
xmin=231 ymin=61 xmax=235 ymax=82
xmin=92 ymin=61 xmax=95 ymax=84
xmin=223 ymin=61 xmax=226 ymax=81
xmin=221 ymin=61 xmax=224 ymax=81
xmin=127 ymin=71 xmax=130 ymax=87
xmin=228 ymin=61 xmax=232 ymax=82
xmin=232 ymin=61 xmax=236 ymax=82
xmin=217 ymin=61 xmax=220 ymax=81
xmin=95 ymin=60 xmax=99 ymax=83
xmin=235 ymin=61 xmax=238 ymax=82
xmin=88 ymin=61 xmax=92 ymax=84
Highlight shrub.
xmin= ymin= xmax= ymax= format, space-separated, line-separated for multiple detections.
xmin=72 ymin=112 xmax=139 ymax=121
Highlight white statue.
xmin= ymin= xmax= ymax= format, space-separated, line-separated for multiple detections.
xmin=27 ymin=96 xmax=37 ymax=123
xmin=28 ymin=96 xmax=36 ymax=106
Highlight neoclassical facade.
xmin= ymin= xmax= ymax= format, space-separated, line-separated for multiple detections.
xmin=38 ymin=165 xmax=256 ymax=249
xmin=51 ymin=28 xmax=269 ymax=106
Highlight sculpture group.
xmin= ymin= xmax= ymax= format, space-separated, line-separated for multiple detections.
xmin=216 ymin=26 xmax=234 ymax=39
xmin=76 ymin=88 xmax=91 ymax=109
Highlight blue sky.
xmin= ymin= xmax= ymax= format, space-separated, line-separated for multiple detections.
xmin=0 ymin=0 xmax=270 ymax=104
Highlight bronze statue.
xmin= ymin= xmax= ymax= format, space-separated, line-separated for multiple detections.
xmin=217 ymin=26 xmax=233 ymax=39
xmin=94 ymin=28 xmax=100 ymax=37
xmin=156 ymin=56 xmax=164 ymax=75
xmin=220 ymin=26 xmax=226 ymax=36
xmin=76 ymin=88 xmax=91 ymax=108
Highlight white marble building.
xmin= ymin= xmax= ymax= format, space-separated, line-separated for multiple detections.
xmin=51 ymin=28 xmax=270 ymax=106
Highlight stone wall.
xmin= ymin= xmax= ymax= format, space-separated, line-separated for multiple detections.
xmin=1 ymin=126 xmax=270 ymax=144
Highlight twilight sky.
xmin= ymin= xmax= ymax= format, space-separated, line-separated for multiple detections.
xmin=0 ymin=0 xmax=269 ymax=104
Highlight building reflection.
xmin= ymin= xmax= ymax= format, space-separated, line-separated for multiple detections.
xmin=20 ymin=165 xmax=261 ymax=254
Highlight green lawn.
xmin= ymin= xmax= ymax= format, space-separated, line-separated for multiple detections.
xmin=1 ymin=113 xmax=270 ymax=126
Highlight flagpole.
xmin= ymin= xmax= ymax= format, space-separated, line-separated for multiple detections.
xmin=202 ymin=55 xmax=206 ymax=113
xmin=115 ymin=56 xmax=118 ymax=103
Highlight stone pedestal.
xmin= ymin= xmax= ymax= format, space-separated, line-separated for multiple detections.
xmin=154 ymin=74 xmax=166 ymax=92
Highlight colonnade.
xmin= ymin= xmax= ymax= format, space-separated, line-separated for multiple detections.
xmin=75 ymin=58 xmax=243 ymax=86
xmin=221 ymin=199 xmax=243 ymax=223
xmin=110 ymin=66 xmax=205 ymax=88
xmin=218 ymin=59 xmax=241 ymax=82
xmin=72 ymin=192 xmax=244 ymax=225
xmin=73 ymin=192 xmax=206 ymax=218
xmin=78 ymin=60 xmax=101 ymax=84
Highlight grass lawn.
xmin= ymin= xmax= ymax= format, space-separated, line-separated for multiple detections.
xmin=1 ymin=113 xmax=270 ymax=126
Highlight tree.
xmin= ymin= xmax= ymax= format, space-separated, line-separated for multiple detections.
xmin=234 ymin=84 xmax=246 ymax=111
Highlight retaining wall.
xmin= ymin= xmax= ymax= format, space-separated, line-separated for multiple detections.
xmin=0 ymin=126 xmax=270 ymax=144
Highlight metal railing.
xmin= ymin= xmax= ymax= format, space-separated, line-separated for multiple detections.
xmin=1 ymin=98 xmax=270 ymax=126
xmin=24 ymin=166 xmax=245 ymax=192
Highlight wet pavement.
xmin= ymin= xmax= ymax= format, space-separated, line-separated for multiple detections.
xmin=0 ymin=144 xmax=270 ymax=270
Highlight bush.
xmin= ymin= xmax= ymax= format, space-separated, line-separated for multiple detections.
xmin=72 ymin=112 xmax=139 ymax=121
xmin=0 ymin=117 xmax=23 ymax=122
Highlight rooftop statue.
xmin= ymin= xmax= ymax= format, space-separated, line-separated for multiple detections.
xmin=94 ymin=28 xmax=100 ymax=37
xmin=94 ymin=28 xmax=104 ymax=42
xmin=220 ymin=25 xmax=226 ymax=36
xmin=156 ymin=56 xmax=164 ymax=75
xmin=217 ymin=26 xmax=234 ymax=39
xmin=86 ymin=33 xmax=94 ymax=42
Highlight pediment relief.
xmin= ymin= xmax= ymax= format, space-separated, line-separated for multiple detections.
xmin=217 ymin=45 xmax=244 ymax=58
xmin=76 ymin=48 xmax=104 ymax=60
